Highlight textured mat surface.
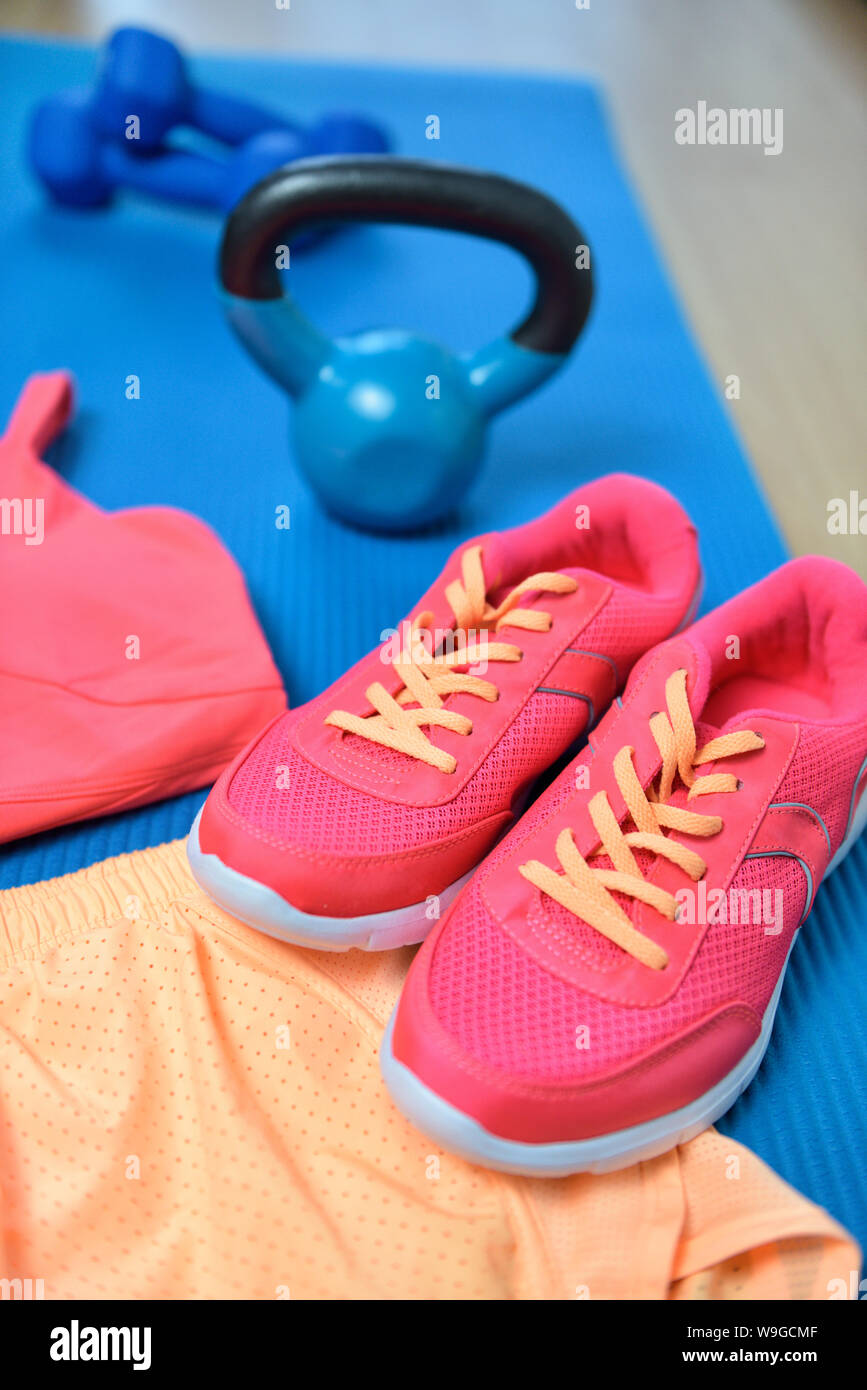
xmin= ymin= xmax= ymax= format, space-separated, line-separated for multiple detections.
xmin=1 ymin=37 xmax=864 ymax=1262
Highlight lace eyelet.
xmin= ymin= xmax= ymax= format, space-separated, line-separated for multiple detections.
xmin=736 ymin=778 xmax=744 ymax=791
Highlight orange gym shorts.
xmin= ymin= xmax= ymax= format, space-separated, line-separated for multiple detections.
xmin=0 ymin=840 xmax=859 ymax=1301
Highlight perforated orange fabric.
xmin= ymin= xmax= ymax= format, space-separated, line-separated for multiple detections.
xmin=0 ymin=842 xmax=857 ymax=1301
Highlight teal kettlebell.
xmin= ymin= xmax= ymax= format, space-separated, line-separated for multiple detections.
xmin=220 ymin=156 xmax=593 ymax=533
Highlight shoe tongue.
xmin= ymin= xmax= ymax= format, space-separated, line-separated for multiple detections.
xmin=474 ymin=533 xmax=508 ymax=592
xmin=673 ymin=632 xmax=714 ymax=720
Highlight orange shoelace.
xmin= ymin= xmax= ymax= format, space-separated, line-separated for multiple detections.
xmin=519 ymin=668 xmax=765 ymax=969
xmin=325 ymin=545 xmax=577 ymax=774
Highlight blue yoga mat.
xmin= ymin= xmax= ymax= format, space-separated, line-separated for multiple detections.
xmin=1 ymin=36 xmax=864 ymax=1263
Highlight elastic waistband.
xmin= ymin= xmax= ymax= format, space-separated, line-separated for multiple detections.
xmin=0 ymin=840 xmax=197 ymax=968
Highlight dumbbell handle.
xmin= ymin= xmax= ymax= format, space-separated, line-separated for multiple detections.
xmin=187 ymin=87 xmax=298 ymax=147
xmin=101 ymin=143 xmax=228 ymax=208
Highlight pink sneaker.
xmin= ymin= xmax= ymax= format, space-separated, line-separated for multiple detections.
xmin=188 ymin=476 xmax=699 ymax=949
xmin=382 ymin=556 xmax=867 ymax=1173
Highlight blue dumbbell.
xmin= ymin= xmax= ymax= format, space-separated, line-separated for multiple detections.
xmin=220 ymin=157 xmax=594 ymax=533
xmin=29 ymin=92 xmax=386 ymax=214
xmin=29 ymin=24 xmax=389 ymax=214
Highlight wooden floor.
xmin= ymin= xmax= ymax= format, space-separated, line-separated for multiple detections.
xmin=5 ymin=0 xmax=865 ymax=575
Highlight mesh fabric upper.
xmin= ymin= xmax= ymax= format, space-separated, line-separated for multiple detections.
xmin=227 ymin=692 xmax=581 ymax=855
xmin=562 ymin=581 xmax=688 ymax=684
xmin=225 ymin=584 xmax=684 ymax=856
xmin=773 ymin=720 xmax=867 ymax=852
xmin=426 ymin=856 xmax=807 ymax=1083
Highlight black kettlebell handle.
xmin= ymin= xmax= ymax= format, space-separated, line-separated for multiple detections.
xmin=220 ymin=156 xmax=593 ymax=355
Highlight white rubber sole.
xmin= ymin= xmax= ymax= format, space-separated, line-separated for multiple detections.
xmin=380 ymin=794 xmax=866 ymax=1176
xmin=186 ymin=809 xmax=474 ymax=952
